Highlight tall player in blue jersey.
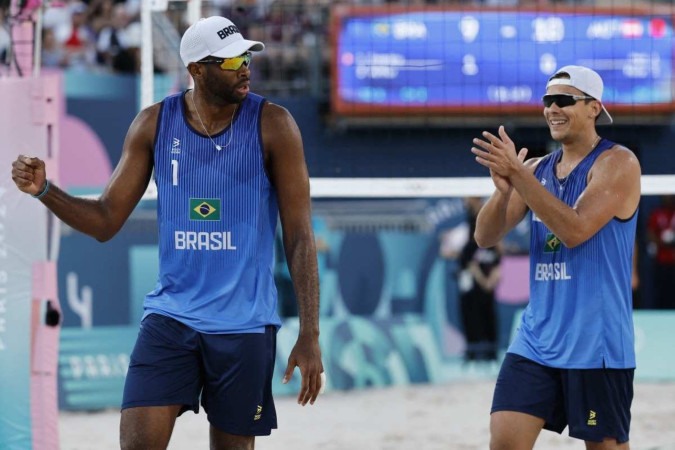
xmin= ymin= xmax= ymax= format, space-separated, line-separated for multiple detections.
xmin=11 ymin=16 xmax=323 ymax=450
xmin=471 ymin=65 xmax=641 ymax=450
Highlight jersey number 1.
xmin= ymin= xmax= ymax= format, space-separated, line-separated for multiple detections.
xmin=171 ymin=160 xmax=178 ymax=186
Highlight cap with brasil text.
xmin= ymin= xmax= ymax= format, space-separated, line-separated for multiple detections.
xmin=546 ymin=65 xmax=613 ymax=125
xmin=179 ymin=16 xmax=264 ymax=67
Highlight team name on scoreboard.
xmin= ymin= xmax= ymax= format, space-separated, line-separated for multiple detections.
xmin=175 ymin=231 xmax=237 ymax=251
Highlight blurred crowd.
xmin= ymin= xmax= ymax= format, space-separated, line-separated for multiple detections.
xmin=41 ymin=0 xmax=142 ymax=72
xmin=0 ymin=0 xmax=143 ymax=73
xmin=1 ymin=0 xmax=671 ymax=85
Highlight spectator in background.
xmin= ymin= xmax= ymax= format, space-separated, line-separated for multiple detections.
xmin=111 ymin=21 xmax=141 ymax=73
xmin=458 ymin=197 xmax=500 ymax=362
xmin=254 ymin=0 xmax=310 ymax=94
xmin=0 ymin=7 xmax=9 ymax=65
xmin=53 ymin=2 xmax=94 ymax=69
xmin=88 ymin=0 xmax=116 ymax=37
xmin=95 ymin=3 xmax=129 ymax=67
xmin=647 ymin=195 xmax=675 ymax=309
xmin=43 ymin=0 xmax=75 ymax=32
xmin=87 ymin=0 xmax=114 ymax=37
xmin=42 ymin=27 xmax=69 ymax=68
xmin=123 ymin=0 xmax=140 ymax=19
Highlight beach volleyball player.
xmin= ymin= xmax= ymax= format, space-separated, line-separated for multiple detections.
xmin=471 ymin=66 xmax=640 ymax=449
xmin=11 ymin=16 xmax=323 ymax=450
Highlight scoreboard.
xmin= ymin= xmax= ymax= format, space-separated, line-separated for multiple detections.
xmin=331 ymin=6 xmax=675 ymax=117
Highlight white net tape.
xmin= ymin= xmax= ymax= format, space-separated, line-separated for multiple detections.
xmin=131 ymin=175 xmax=675 ymax=202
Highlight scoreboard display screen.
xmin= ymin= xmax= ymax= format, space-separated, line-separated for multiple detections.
xmin=331 ymin=6 xmax=675 ymax=116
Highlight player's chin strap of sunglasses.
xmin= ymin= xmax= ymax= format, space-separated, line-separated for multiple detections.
xmin=197 ymin=52 xmax=252 ymax=71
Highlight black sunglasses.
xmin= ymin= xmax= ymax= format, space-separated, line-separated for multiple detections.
xmin=542 ymin=94 xmax=595 ymax=108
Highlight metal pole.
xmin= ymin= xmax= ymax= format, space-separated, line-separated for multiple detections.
xmin=186 ymin=0 xmax=202 ymax=25
xmin=32 ymin=4 xmax=43 ymax=77
xmin=140 ymin=0 xmax=154 ymax=109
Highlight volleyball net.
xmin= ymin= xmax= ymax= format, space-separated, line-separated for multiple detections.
xmin=136 ymin=175 xmax=675 ymax=201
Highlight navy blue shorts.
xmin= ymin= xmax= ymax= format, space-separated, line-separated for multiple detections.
xmin=122 ymin=313 xmax=278 ymax=436
xmin=492 ymin=353 xmax=634 ymax=443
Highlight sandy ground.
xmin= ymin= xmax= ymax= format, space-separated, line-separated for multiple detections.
xmin=59 ymin=380 xmax=675 ymax=450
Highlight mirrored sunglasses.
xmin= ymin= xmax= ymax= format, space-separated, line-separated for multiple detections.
xmin=542 ymin=93 xmax=594 ymax=108
xmin=198 ymin=52 xmax=252 ymax=71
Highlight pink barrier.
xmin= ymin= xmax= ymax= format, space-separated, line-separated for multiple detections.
xmin=31 ymin=262 xmax=61 ymax=450
xmin=0 ymin=70 xmax=62 ymax=450
xmin=495 ymin=255 xmax=530 ymax=305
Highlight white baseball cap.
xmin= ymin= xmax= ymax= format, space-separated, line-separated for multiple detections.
xmin=546 ymin=65 xmax=613 ymax=125
xmin=179 ymin=16 xmax=264 ymax=67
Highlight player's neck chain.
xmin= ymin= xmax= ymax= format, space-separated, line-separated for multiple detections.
xmin=556 ymin=135 xmax=601 ymax=191
xmin=589 ymin=135 xmax=602 ymax=152
xmin=190 ymin=91 xmax=237 ymax=151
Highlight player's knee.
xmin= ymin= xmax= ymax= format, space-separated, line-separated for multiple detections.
xmin=209 ymin=427 xmax=255 ymax=450
xmin=584 ymin=437 xmax=630 ymax=450
xmin=490 ymin=435 xmax=518 ymax=450
xmin=489 ymin=413 xmax=538 ymax=450
xmin=120 ymin=408 xmax=174 ymax=450
xmin=210 ymin=442 xmax=254 ymax=450
xmin=490 ymin=437 xmax=534 ymax=450
xmin=120 ymin=432 xmax=148 ymax=450
xmin=119 ymin=434 xmax=139 ymax=450
xmin=489 ymin=425 xmax=511 ymax=450
xmin=120 ymin=430 xmax=171 ymax=450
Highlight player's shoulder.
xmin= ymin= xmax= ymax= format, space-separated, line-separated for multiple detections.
xmin=599 ymin=142 xmax=636 ymax=159
xmin=261 ymin=100 xmax=292 ymax=121
xmin=137 ymin=102 xmax=163 ymax=124
xmin=260 ymin=100 xmax=298 ymax=132
xmin=127 ymin=102 xmax=162 ymax=145
xmin=594 ymin=143 xmax=641 ymax=174
xmin=524 ymin=156 xmax=545 ymax=173
xmin=588 ymin=142 xmax=641 ymax=195
xmin=138 ymin=93 xmax=183 ymax=125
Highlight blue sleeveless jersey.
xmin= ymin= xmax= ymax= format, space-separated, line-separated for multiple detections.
xmin=143 ymin=91 xmax=281 ymax=333
xmin=509 ymin=139 xmax=636 ymax=368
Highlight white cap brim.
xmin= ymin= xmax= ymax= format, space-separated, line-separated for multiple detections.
xmin=212 ymin=39 xmax=264 ymax=59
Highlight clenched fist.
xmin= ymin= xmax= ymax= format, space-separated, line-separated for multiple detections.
xmin=11 ymin=155 xmax=47 ymax=196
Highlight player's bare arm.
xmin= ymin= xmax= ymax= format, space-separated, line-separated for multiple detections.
xmin=11 ymin=105 xmax=158 ymax=242
xmin=474 ymin=128 xmax=641 ymax=248
xmin=261 ymin=102 xmax=324 ymax=405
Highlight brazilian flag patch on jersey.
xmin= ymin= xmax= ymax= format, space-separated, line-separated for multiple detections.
xmin=190 ymin=198 xmax=221 ymax=221
xmin=544 ymin=233 xmax=561 ymax=253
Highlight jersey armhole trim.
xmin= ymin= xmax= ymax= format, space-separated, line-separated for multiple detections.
xmin=614 ymin=207 xmax=638 ymax=223
xmin=152 ymin=99 xmax=167 ymax=155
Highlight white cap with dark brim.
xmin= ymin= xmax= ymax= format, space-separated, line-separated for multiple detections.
xmin=180 ymin=16 xmax=264 ymax=67
xmin=546 ymin=65 xmax=613 ymax=125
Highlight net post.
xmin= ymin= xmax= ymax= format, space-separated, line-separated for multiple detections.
xmin=140 ymin=1 xmax=154 ymax=109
